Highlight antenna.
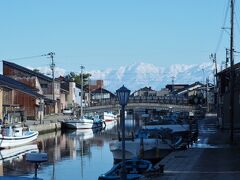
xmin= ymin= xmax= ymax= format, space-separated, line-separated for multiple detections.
xmin=210 ymin=53 xmax=217 ymax=85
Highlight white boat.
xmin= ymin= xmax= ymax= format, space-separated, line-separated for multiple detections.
xmin=104 ymin=120 xmax=117 ymax=131
xmin=62 ymin=115 xmax=105 ymax=129
xmin=143 ymin=117 xmax=190 ymax=135
xmin=100 ymin=112 xmax=117 ymax=122
xmin=143 ymin=124 xmax=190 ymax=134
xmin=109 ymin=129 xmax=183 ymax=162
xmin=0 ymin=125 xmax=39 ymax=149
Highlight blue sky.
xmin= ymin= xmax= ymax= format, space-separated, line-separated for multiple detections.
xmin=0 ymin=0 xmax=238 ymax=73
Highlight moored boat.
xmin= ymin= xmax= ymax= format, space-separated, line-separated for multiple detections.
xmin=0 ymin=125 xmax=39 ymax=149
xmin=100 ymin=112 xmax=117 ymax=122
xmin=98 ymin=158 xmax=152 ymax=180
xmin=61 ymin=115 xmax=105 ymax=129
xmin=109 ymin=129 xmax=183 ymax=163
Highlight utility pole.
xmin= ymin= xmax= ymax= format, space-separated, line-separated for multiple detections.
xmin=229 ymin=0 xmax=235 ymax=144
xmin=210 ymin=53 xmax=217 ymax=85
xmin=48 ymin=52 xmax=56 ymax=113
xmin=210 ymin=53 xmax=218 ymax=113
xmin=202 ymin=69 xmax=205 ymax=84
xmin=226 ymin=49 xmax=229 ymax=68
xmin=171 ymin=76 xmax=175 ymax=92
xmin=80 ymin=65 xmax=85 ymax=117
xmin=88 ymin=77 xmax=90 ymax=107
xmin=206 ymin=77 xmax=209 ymax=112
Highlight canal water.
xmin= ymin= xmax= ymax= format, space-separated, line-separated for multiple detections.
xmin=0 ymin=118 xmax=142 ymax=180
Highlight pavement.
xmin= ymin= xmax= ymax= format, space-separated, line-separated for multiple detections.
xmin=145 ymin=116 xmax=240 ymax=180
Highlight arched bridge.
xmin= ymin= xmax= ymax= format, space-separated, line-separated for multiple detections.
xmin=84 ymin=96 xmax=197 ymax=113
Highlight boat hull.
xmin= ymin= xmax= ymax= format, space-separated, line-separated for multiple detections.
xmin=62 ymin=120 xmax=103 ymax=129
xmin=109 ymin=139 xmax=174 ymax=162
xmin=0 ymin=131 xmax=39 ymax=149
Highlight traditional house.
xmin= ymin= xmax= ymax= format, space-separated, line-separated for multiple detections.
xmin=216 ymin=63 xmax=240 ymax=129
xmin=90 ymin=88 xmax=115 ymax=105
xmin=166 ymin=84 xmax=188 ymax=92
xmin=0 ymin=74 xmax=45 ymax=121
xmin=176 ymin=82 xmax=203 ymax=98
xmin=3 ymin=60 xmax=60 ymax=114
xmin=132 ymin=87 xmax=157 ymax=97
xmin=157 ymin=88 xmax=170 ymax=97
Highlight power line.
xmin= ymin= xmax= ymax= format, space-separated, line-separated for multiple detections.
xmin=2 ymin=54 xmax=48 ymax=61
xmin=215 ymin=0 xmax=230 ymax=53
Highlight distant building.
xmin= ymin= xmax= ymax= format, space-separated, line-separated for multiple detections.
xmin=166 ymin=84 xmax=189 ymax=92
xmin=88 ymin=80 xmax=104 ymax=92
xmin=157 ymin=88 xmax=170 ymax=96
xmin=90 ymin=88 xmax=115 ymax=105
xmin=56 ymin=76 xmax=81 ymax=110
xmin=132 ymin=87 xmax=157 ymax=97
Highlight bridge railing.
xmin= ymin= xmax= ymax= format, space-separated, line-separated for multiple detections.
xmin=89 ymin=96 xmax=189 ymax=107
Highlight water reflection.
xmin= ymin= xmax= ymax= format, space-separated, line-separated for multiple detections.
xmin=1 ymin=121 xmax=119 ymax=180
xmin=0 ymin=144 xmax=38 ymax=177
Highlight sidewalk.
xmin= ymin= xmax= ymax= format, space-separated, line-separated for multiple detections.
xmin=145 ymin=117 xmax=240 ymax=180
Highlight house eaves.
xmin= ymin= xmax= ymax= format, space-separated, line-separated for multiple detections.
xmin=3 ymin=60 xmax=52 ymax=82
xmin=0 ymin=74 xmax=45 ymax=99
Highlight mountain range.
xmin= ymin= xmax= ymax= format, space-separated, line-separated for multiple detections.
xmin=33 ymin=62 xmax=217 ymax=92
xmin=88 ymin=62 xmax=216 ymax=92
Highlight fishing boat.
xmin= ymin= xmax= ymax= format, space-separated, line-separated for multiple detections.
xmin=109 ymin=129 xmax=183 ymax=163
xmin=0 ymin=125 xmax=39 ymax=149
xmin=98 ymin=158 xmax=152 ymax=180
xmin=100 ymin=112 xmax=117 ymax=122
xmin=61 ymin=114 xmax=105 ymax=129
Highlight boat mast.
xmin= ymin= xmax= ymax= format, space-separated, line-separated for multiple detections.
xmin=230 ymin=0 xmax=235 ymax=144
xmin=80 ymin=65 xmax=85 ymax=117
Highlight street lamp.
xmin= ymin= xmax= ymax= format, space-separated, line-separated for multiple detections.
xmin=116 ymin=85 xmax=131 ymax=180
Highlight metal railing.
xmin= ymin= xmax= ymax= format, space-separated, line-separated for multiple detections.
xmin=89 ymin=96 xmax=189 ymax=107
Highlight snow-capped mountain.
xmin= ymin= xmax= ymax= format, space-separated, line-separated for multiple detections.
xmin=89 ymin=62 xmax=216 ymax=92
xmin=27 ymin=62 xmax=216 ymax=92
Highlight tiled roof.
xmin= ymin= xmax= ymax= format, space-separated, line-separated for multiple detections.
xmin=3 ymin=60 xmax=52 ymax=82
xmin=0 ymin=74 xmax=45 ymax=99
xmin=91 ymin=88 xmax=115 ymax=97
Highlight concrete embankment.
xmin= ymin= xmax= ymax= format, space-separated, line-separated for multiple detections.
xmin=28 ymin=122 xmax=61 ymax=134
xmin=25 ymin=114 xmax=68 ymax=134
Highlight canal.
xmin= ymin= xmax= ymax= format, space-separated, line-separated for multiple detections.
xmin=0 ymin=117 xmax=142 ymax=180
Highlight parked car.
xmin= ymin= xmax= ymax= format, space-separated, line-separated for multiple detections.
xmin=63 ymin=108 xmax=73 ymax=115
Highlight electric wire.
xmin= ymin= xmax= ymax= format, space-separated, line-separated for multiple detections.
xmin=2 ymin=54 xmax=48 ymax=61
xmin=215 ymin=0 xmax=230 ymax=54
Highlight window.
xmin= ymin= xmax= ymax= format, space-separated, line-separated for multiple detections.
xmin=41 ymin=84 xmax=48 ymax=88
